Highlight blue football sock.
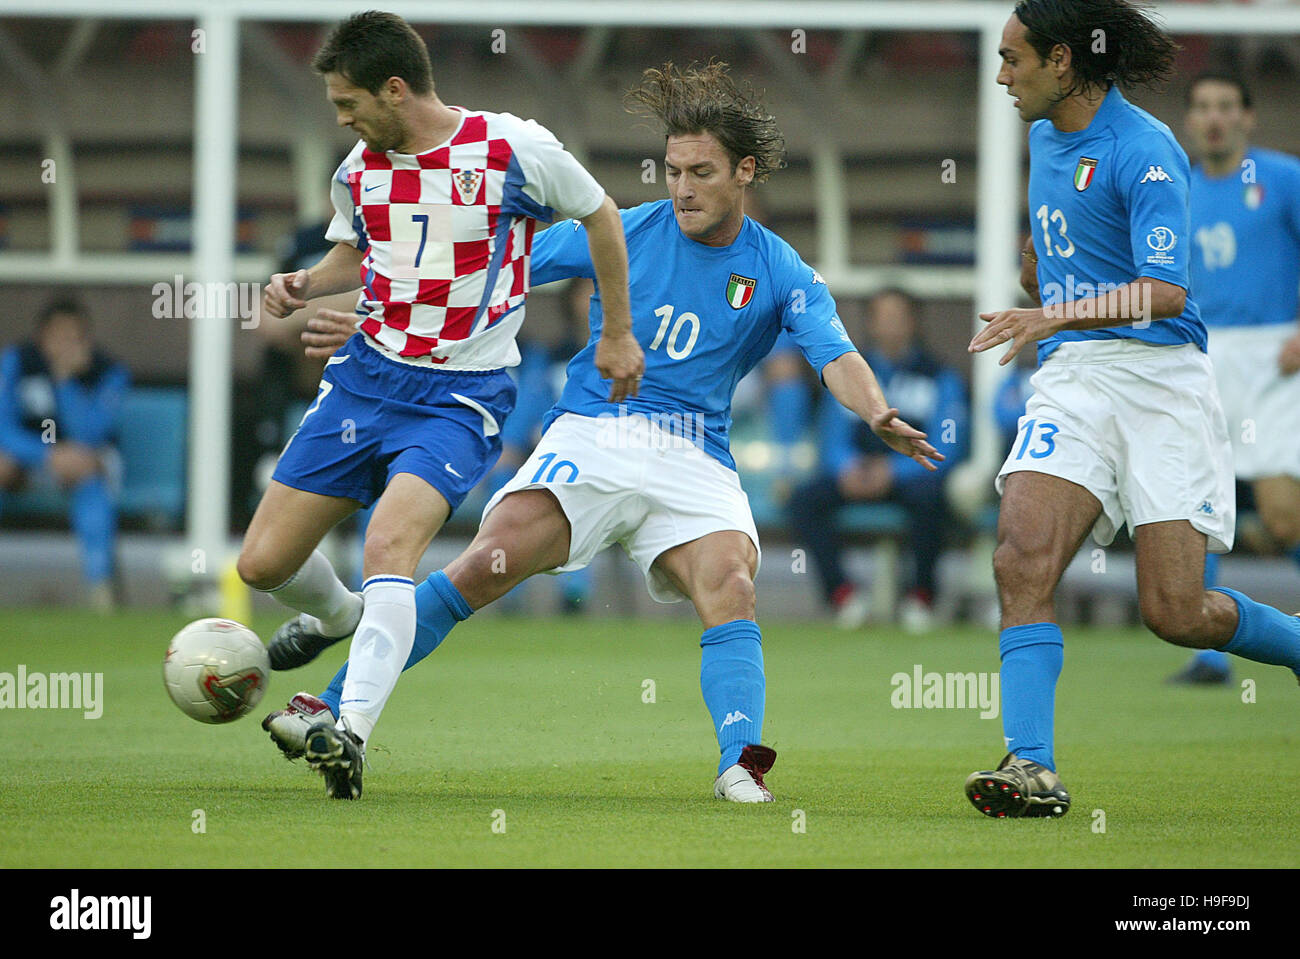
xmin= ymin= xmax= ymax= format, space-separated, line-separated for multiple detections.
xmin=319 ymin=665 xmax=345 ymax=718
xmin=1210 ymin=587 xmax=1300 ymax=675
xmin=999 ymin=623 xmax=1064 ymax=772
xmin=1188 ymin=555 xmax=1230 ymax=673
xmin=699 ymin=620 xmax=765 ymax=776
xmin=318 ymin=570 xmax=473 ymax=715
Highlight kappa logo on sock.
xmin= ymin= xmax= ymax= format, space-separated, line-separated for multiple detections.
xmin=719 ymin=710 xmax=751 ymax=731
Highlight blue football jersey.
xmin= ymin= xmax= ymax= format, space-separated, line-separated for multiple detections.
xmin=529 ymin=200 xmax=857 ymax=469
xmin=1190 ymin=147 xmax=1300 ymax=328
xmin=1029 ymin=86 xmax=1205 ymax=361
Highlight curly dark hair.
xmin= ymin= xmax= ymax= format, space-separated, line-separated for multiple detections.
xmin=1014 ymin=0 xmax=1179 ymax=98
xmin=623 ymin=61 xmax=786 ymax=183
xmin=312 ymin=10 xmax=434 ymax=96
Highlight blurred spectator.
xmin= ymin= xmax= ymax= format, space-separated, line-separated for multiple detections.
xmin=0 ymin=299 xmax=130 ymax=609
xmin=787 ymin=289 xmax=967 ymax=632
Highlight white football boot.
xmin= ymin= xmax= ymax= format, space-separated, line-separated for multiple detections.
xmin=262 ymin=692 xmax=335 ymax=759
xmin=713 ymin=745 xmax=777 ymax=803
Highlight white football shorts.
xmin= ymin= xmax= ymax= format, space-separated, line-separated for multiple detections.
xmin=1206 ymin=323 xmax=1300 ymax=480
xmin=996 ymin=339 xmax=1235 ymax=552
xmin=482 ymin=411 xmax=761 ymax=603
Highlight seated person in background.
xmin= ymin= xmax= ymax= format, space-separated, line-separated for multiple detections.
xmin=788 ymin=289 xmax=967 ymax=631
xmin=0 ymin=299 xmax=130 ymax=608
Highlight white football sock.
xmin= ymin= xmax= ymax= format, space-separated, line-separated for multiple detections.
xmin=338 ymin=576 xmax=416 ymax=743
xmin=266 ymin=550 xmax=362 ymax=637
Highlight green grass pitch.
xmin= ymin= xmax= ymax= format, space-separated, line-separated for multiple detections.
xmin=2 ymin=608 xmax=1296 ymax=867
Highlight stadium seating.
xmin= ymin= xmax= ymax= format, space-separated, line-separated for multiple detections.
xmin=117 ymin=387 xmax=187 ymax=527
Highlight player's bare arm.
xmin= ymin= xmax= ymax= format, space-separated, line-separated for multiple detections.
xmin=971 ymin=277 xmax=1187 ymax=365
xmin=580 ymin=195 xmax=645 ymax=402
xmin=263 ymin=242 xmax=366 ymax=319
xmin=1020 ymin=235 xmax=1040 ymax=302
xmin=821 ymin=351 xmax=943 ymax=471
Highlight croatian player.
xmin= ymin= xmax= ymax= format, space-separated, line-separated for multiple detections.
xmin=264 ymin=61 xmax=944 ymax=801
xmin=235 ymin=10 xmax=643 ymax=773
xmin=965 ymin=0 xmax=1300 ymax=818
xmin=1169 ymin=73 xmax=1300 ymax=684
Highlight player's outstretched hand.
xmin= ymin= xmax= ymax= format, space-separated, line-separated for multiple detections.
xmin=869 ymin=408 xmax=944 ymax=471
xmin=301 ymin=308 xmax=357 ymax=359
xmin=596 ymin=329 xmax=646 ymax=403
xmin=970 ymin=306 xmax=1054 ymax=366
xmin=264 ymin=270 xmax=311 ymax=320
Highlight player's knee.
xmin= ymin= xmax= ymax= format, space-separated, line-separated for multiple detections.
xmin=361 ymin=523 xmax=426 ymax=578
xmin=361 ymin=528 xmax=398 ymax=573
xmin=702 ymin=564 xmax=756 ymax=617
xmin=1139 ymin=599 xmax=1205 ymax=648
xmin=449 ymin=539 xmax=516 ymax=601
xmin=992 ymin=539 xmax=1050 ymax=598
xmin=236 ymin=548 xmax=291 ymax=592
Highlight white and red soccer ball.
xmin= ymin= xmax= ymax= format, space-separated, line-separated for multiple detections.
xmin=163 ymin=618 xmax=270 ymax=724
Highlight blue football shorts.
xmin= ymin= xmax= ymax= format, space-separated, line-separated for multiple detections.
xmin=272 ymin=334 xmax=516 ymax=512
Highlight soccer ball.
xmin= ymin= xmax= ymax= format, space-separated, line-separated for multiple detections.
xmin=163 ymin=618 xmax=270 ymax=724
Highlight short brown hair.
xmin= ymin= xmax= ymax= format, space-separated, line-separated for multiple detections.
xmin=312 ymin=10 xmax=434 ymax=96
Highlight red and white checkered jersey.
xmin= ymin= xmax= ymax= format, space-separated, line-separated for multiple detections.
xmin=325 ymin=107 xmax=606 ymax=369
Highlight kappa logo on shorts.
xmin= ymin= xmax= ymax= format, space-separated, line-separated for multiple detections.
xmin=1197 ymin=500 xmax=1215 ymax=516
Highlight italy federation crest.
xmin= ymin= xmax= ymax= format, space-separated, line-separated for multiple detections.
xmin=1244 ymin=184 xmax=1264 ymax=210
xmin=726 ymin=273 xmax=756 ymax=309
xmin=1074 ymin=157 xmax=1098 ymax=192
